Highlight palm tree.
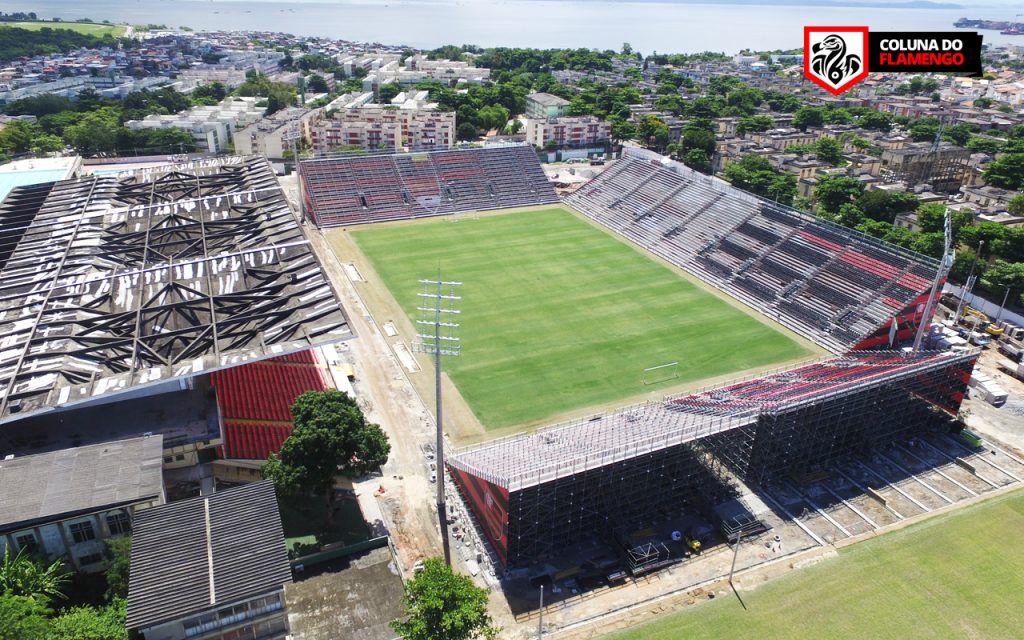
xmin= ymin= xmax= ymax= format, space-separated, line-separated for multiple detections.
xmin=0 ymin=547 xmax=69 ymax=602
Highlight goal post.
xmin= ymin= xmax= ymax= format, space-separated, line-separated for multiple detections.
xmin=643 ymin=361 xmax=679 ymax=385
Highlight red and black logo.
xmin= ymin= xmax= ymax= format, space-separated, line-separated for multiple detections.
xmin=804 ymin=27 xmax=983 ymax=95
xmin=805 ymin=27 xmax=870 ymax=95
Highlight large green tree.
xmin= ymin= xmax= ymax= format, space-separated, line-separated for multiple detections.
xmin=959 ymin=221 xmax=1007 ymax=258
xmin=856 ymin=110 xmax=893 ymax=132
xmin=907 ymin=117 xmax=941 ymax=143
xmin=63 ymin=108 xmax=120 ymax=155
xmin=813 ymin=174 xmax=864 ymax=214
xmin=995 ymin=226 xmax=1024 ymax=264
xmin=722 ymin=155 xmax=796 ymax=206
xmin=50 ymin=599 xmax=128 ymax=640
xmin=916 ymin=203 xmax=975 ymax=241
xmin=814 ymin=136 xmax=843 ymax=165
xmin=0 ymin=121 xmax=37 ymax=155
xmin=103 ymin=538 xmax=132 ymax=601
xmin=982 ymin=260 xmax=1024 ymax=304
xmin=0 ymin=593 xmax=51 ymax=640
xmin=682 ymin=148 xmax=711 ymax=174
xmin=1008 ymin=193 xmax=1024 ymax=217
xmin=263 ymin=390 xmax=390 ymax=524
xmin=791 ymin=107 xmax=823 ymax=131
xmin=736 ymin=115 xmax=773 ymax=136
xmin=306 ymin=73 xmax=329 ymax=94
xmin=982 ymin=154 xmax=1024 ymax=191
xmin=855 ymin=190 xmax=919 ymax=224
xmin=637 ymin=115 xmax=670 ymax=151
xmin=391 ymin=558 xmax=498 ymax=640
xmin=0 ymin=547 xmax=69 ymax=602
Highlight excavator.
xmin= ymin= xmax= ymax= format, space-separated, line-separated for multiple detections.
xmin=962 ymin=306 xmax=1004 ymax=337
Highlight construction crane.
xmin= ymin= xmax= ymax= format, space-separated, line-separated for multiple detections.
xmin=913 ymin=208 xmax=955 ymax=351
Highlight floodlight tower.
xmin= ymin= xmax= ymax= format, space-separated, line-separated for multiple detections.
xmin=281 ymin=123 xmax=307 ymax=224
xmin=913 ymin=208 xmax=955 ymax=351
xmin=412 ymin=277 xmax=462 ymax=565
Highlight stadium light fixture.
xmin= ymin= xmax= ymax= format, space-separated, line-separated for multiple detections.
xmin=412 ymin=276 xmax=462 ymax=566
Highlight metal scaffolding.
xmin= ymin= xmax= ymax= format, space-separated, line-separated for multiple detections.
xmin=702 ymin=353 xmax=976 ymax=485
xmin=449 ymin=350 xmax=976 ymax=567
xmin=501 ymin=441 xmax=736 ymax=567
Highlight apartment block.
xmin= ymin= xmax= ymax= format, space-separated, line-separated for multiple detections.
xmin=525 ymin=116 xmax=610 ymax=149
xmin=311 ymin=105 xmax=454 ymax=153
xmin=525 ymin=92 xmax=571 ymax=119
xmin=126 ymin=97 xmax=265 ymax=153
xmin=233 ymin=106 xmax=318 ymax=158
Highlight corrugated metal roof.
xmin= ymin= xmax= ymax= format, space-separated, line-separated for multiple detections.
xmin=126 ymin=480 xmax=292 ymax=630
xmin=0 ymin=435 xmax=164 ymax=532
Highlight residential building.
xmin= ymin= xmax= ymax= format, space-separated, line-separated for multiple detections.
xmin=844 ymin=152 xmax=881 ymax=176
xmin=0 ymin=435 xmax=165 ymax=572
xmin=126 ymin=97 xmax=266 ymax=153
xmin=126 ymin=481 xmax=292 ymax=640
xmin=177 ymin=50 xmax=286 ymax=91
xmin=232 ymin=106 xmax=318 ymax=158
xmin=0 ymin=75 xmax=168 ymax=106
xmin=961 ymin=185 xmax=1019 ymax=212
xmin=311 ymin=105 xmax=455 ymax=153
xmin=771 ymin=54 xmax=804 ymax=66
xmin=894 ymin=212 xmax=922 ymax=232
xmin=780 ymin=157 xmax=827 ymax=180
xmin=879 ymin=142 xmax=970 ymax=193
xmin=362 ymin=56 xmax=489 ymax=93
xmin=525 ymin=116 xmax=610 ymax=149
xmin=336 ymin=52 xmax=400 ymax=78
xmin=750 ymin=127 xmax=818 ymax=150
xmin=526 ymin=92 xmax=571 ymax=119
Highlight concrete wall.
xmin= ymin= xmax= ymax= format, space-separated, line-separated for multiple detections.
xmin=944 ymin=282 xmax=1024 ymax=327
xmin=2 ymin=500 xmax=161 ymax=572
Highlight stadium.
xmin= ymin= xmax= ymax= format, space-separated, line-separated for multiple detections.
xmin=297 ymin=144 xmax=981 ymax=573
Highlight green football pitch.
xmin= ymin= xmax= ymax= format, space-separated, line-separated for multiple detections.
xmin=0 ymin=21 xmax=127 ymax=36
xmin=351 ymin=207 xmax=814 ymax=430
xmin=608 ymin=489 xmax=1024 ymax=640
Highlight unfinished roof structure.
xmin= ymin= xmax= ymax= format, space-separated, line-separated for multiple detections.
xmin=0 ymin=157 xmax=352 ymax=424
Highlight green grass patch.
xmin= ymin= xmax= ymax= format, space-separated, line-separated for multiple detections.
xmin=0 ymin=21 xmax=127 ymax=36
xmin=279 ymin=495 xmax=370 ymax=557
xmin=609 ymin=490 xmax=1024 ymax=640
xmin=352 ymin=208 xmax=812 ymax=429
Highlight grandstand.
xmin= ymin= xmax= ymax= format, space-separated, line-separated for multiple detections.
xmin=564 ymin=148 xmax=941 ymax=354
xmin=211 ymin=350 xmax=330 ymax=460
xmin=448 ymin=349 xmax=976 ymax=568
xmin=300 ymin=145 xmax=558 ymax=227
xmin=0 ymin=157 xmax=351 ymax=425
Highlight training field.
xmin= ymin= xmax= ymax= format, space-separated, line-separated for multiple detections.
xmin=609 ymin=490 xmax=1024 ymax=640
xmin=351 ymin=207 xmax=812 ymax=429
xmin=0 ymin=21 xmax=127 ymax=36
